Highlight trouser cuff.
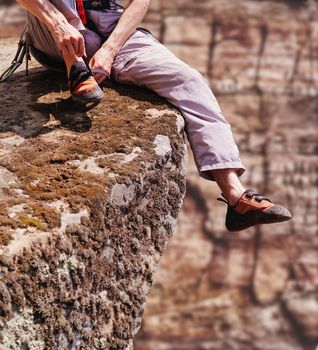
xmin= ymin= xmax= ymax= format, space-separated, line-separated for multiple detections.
xmin=199 ymin=161 xmax=246 ymax=182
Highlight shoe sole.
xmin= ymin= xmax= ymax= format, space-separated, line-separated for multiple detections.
xmin=226 ymin=209 xmax=292 ymax=232
xmin=71 ymin=88 xmax=104 ymax=105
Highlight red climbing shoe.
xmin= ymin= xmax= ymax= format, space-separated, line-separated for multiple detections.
xmin=68 ymin=61 xmax=103 ymax=104
xmin=218 ymin=189 xmax=292 ymax=232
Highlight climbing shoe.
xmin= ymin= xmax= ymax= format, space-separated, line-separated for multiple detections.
xmin=218 ymin=189 xmax=292 ymax=232
xmin=68 ymin=61 xmax=103 ymax=104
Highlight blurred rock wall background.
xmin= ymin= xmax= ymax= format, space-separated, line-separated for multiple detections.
xmin=136 ymin=1 xmax=318 ymax=350
xmin=0 ymin=1 xmax=317 ymax=349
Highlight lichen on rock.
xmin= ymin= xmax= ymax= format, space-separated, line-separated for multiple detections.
xmin=0 ymin=50 xmax=188 ymax=349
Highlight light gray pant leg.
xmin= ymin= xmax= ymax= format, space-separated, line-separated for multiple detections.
xmin=27 ymin=13 xmax=64 ymax=68
xmin=111 ymin=30 xmax=246 ymax=181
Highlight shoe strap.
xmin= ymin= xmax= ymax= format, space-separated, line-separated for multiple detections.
xmin=217 ymin=193 xmax=230 ymax=205
xmin=83 ymin=56 xmax=93 ymax=76
xmin=92 ymin=68 xmax=109 ymax=76
xmin=243 ymin=189 xmax=272 ymax=203
xmin=217 ymin=189 xmax=272 ymax=207
xmin=217 ymin=197 xmax=229 ymax=204
xmin=69 ymin=61 xmax=92 ymax=92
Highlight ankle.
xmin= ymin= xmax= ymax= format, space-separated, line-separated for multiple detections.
xmin=211 ymin=169 xmax=246 ymax=206
xmin=225 ymin=188 xmax=246 ymax=206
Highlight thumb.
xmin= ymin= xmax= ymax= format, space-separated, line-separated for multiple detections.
xmin=89 ymin=56 xmax=95 ymax=68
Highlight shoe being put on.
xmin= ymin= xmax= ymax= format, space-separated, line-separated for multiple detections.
xmin=68 ymin=61 xmax=103 ymax=104
xmin=218 ymin=189 xmax=292 ymax=232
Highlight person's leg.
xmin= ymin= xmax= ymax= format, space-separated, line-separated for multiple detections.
xmin=109 ymin=29 xmax=291 ymax=230
xmin=211 ymin=169 xmax=246 ymax=206
xmin=110 ymin=29 xmax=246 ymax=202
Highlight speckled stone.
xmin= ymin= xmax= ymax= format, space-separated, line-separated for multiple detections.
xmin=0 ymin=40 xmax=187 ymax=349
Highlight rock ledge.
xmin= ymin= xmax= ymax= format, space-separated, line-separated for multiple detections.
xmin=0 ymin=62 xmax=187 ymax=349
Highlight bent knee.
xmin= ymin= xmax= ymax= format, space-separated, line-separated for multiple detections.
xmin=172 ymin=63 xmax=207 ymax=86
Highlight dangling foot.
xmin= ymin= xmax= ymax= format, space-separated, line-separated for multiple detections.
xmin=68 ymin=61 xmax=103 ymax=104
xmin=218 ymin=189 xmax=292 ymax=232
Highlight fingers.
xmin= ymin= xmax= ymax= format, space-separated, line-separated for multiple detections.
xmin=92 ymin=68 xmax=109 ymax=75
xmin=60 ymin=40 xmax=86 ymax=60
xmin=89 ymin=56 xmax=95 ymax=68
xmin=91 ymin=64 xmax=110 ymax=84
xmin=91 ymin=63 xmax=110 ymax=84
xmin=68 ymin=34 xmax=86 ymax=57
xmin=72 ymin=35 xmax=86 ymax=57
xmin=54 ymin=23 xmax=87 ymax=58
xmin=89 ymin=52 xmax=111 ymax=84
xmin=60 ymin=41 xmax=75 ymax=57
xmin=78 ymin=36 xmax=87 ymax=57
xmin=71 ymin=37 xmax=79 ymax=56
xmin=94 ymin=73 xmax=108 ymax=85
xmin=58 ymin=35 xmax=86 ymax=58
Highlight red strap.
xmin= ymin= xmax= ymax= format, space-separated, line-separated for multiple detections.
xmin=76 ymin=0 xmax=87 ymax=25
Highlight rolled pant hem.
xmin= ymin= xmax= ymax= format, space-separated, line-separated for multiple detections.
xmin=199 ymin=162 xmax=246 ymax=182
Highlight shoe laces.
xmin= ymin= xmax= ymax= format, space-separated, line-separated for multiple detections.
xmin=217 ymin=189 xmax=272 ymax=207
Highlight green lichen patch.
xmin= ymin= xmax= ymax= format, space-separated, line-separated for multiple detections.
xmin=0 ymin=199 xmax=60 ymax=235
xmin=16 ymin=216 xmax=48 ymax=232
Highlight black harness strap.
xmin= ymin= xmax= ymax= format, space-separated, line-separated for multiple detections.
xmin=82 ymin=0 xmax=124 ymax=10
xmin=0 ymin=24 xmax=31 ymax=83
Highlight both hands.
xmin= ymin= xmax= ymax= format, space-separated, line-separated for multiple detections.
xmin=52 ymin=22 xmax=115 ymax=85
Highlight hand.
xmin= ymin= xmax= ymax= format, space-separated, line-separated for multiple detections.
xmin=52 ymin=21 xmax=86 ymax=58
xmin=90 ymin=46 xmax=116 ymax=84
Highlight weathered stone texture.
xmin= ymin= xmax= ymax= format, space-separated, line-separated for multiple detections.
xmin=136 ymin=1 xmax=318 ymax=350
xmin=0 ymin=41 xmax=187 ymax=349
xmin=0 ymin=0 xmax=317 ymax=349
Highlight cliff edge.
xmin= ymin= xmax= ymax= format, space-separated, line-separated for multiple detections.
xmin=0 ymin=40 xmax=188 ymax=349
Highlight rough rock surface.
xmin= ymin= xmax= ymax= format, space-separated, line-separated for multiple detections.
xmin=0 ymin=40 xmax=187 ymax=349
xmin=136 ymin=1 xmax=318 ymax=350
xmin=0 ymin=1 xmax=317 ymax=349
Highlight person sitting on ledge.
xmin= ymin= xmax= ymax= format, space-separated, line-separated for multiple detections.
xmin=16 ymin=0 xmax=292 ymax=231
